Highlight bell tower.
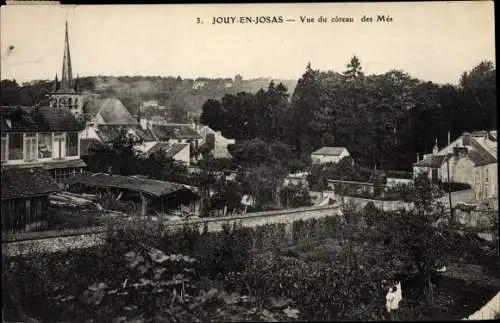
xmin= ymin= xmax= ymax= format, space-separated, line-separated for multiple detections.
xmin=50 ymin=21 xmax=83 ymax=120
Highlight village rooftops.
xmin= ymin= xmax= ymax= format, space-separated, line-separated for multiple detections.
xmin=1 ymin=105 xmax=84 ymax=133
xmin=1 ymin=167 xmax=61 ymax=201
xmin=63 ymin=172 xmax=199 ymax=198
xmin=151 ymin=124 xmax=202 ymax=140
xmin=311 ymin=147 xmax=348 ymax=156
xmin=95 ymin=125 xmax=155 ymax=143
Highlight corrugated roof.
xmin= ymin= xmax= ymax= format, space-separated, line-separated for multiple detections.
xmin=151 ymin=124 xmax=202 ymax=140
xmin=147 ymin=142 xmax=188 ymax=158
xmin=311 ymin=147 xmax=347 ymax=156
xmin=96 ymin=98 xmax=138 ymax=125
xmin=1 ymin=167 xmax=61 ymax=200
xmin=63 ymin=172 xmax=199 ymax=198
xmin=1 ymin=105 xmax=84 ymax=133
xmin=414 ymin=155 xmax=447 ymax=168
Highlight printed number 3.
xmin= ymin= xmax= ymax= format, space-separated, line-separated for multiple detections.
xmin=196 ymin=17 xmax=201 ymax=24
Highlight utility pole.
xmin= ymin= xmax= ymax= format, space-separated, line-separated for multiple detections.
xmin=446 ymin=155 xmax=453 ymax=217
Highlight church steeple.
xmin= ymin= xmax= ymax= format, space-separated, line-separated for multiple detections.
xmin=52 ymin=74 xmax=60 ymax=92
xmin=60 ymin=20 xmax=73 ymax=91
xmin=49 ymin=20 xmax=83 ymax=119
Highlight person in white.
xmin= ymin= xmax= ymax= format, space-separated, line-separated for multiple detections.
xmin=386 ymin=281 xmax=403 ymax=319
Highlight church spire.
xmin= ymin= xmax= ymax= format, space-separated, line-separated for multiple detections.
xmin=60 ymin=20 xmax=73 ymax=90
xmin=52 ymin=74 xmax=60 ymax=92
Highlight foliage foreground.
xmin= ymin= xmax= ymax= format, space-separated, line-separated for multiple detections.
xmin=2 ymin=204 xmax=498 ymax=322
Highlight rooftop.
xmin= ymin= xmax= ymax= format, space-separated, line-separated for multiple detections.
xmin=1 ymin=167 xmax=61 ymax=200
xmin=147 ymin=142 xmax=188 ymax=158
xmin=311 ymin=147 xmax=348 ymax=156
xmin=414 ymin=154 xmax=447 ymax=168
xmin=63 ymin=172 xmax=199 ymax=198
xmin=95 ymin=125 xmax=155 ymax=143
xmin=1 ymin=105 xmax=84 ymax=133
xmin=85 ymin=98 xmax=138 ymax=126
xmin=151 ymin=124 xmax=202 ymax=140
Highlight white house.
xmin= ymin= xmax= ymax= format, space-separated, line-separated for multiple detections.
xmin=413 ymin=131 xmax=497 ymax=201
xmin=311 ymin=147 xmax=350 ymax=164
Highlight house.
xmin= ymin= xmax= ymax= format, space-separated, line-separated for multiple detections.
xmin=81 ymin=98 xmax=155 ymax=145
xmin=192 ymin=78 xmax=207 ymax=90
xmin=224 ymin=78 xmax=234 ymax=88
xmin=150 ymin=124 xmax=202 ymax=151
xmin=63 ymin=172 xmax=201 ymax=217
xmin=198 ymin=125 xmax=235 ymax=159
xmin=311 ymin=147 xmax=350 ymax=164
xmin=1 ymin=105 xmax=87 ymax=182
xmin=413 ymin=131 xmax=497 ymax=200
xmin=1 ymin=167 xmax=61 ymax=233
xmin=137 ymin=142 xmax=190 ymax=165
xmin=284 ymin=172 xmax=309 ymax=187
xmin=83 ymin=98 xmax=140 ymax=126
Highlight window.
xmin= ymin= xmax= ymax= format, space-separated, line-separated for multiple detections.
xmin=38 ymin=133 xmax=52 ymax=158
xmin=485 ymin=169 xmax=489 ymax=183
xmin=53 ymin=133 xmax=65 ymax=159
xmin=66 ymin=132 xmax=78 ymax=157
xmin=24 ymin=134 xmax=38 ymax=161
xmin=1 ymin=135 xmax=6 ymax=161
xmin=8 ymin=133 xmax=23 ymax=160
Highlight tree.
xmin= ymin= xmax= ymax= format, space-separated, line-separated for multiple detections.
xmin=381 ymin=172 xmax=447 ymax=305
xmin=459 ymin=60 xmax=496 ymax=130
xmin=238 ymin=164 xmax=285 ymax=210
xmin=280 ymin=183 xmax=312 ymax=208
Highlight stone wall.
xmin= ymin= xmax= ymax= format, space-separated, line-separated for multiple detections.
xmin=337 ymin=189 xmax=474 ymax=213
xmin=337 ymin=195 xmax=413 ymax=212
xmin=2 ymin=205 xmax=340 ymax=257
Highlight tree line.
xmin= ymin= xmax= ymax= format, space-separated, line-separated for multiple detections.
xmin=200 ymin=57 xmax=496 ymax=171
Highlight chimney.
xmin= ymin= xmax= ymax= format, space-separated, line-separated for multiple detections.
xmin=416 ymin=153 xmax=420 ymax=163
xmin=448 ymin=131 xmax=451 ymax=146
xmin=462 ymin=133 xmax=471 ymax=146
xmin=107 ymin=166 xmax=113 ymax=175
xmin=432 ymin=138 xmax=439 ymax=154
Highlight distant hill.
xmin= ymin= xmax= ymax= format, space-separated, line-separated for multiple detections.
xmin=1 ymin=76 xmax=297 ymax=120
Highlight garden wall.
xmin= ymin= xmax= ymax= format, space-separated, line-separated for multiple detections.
xmin=337 ymin=189 xmax=474 ymax=212
xmin=2 ymin=204 xmax=341 ymax=257
xmin=337 ymin=195 xmax=413 ymax=211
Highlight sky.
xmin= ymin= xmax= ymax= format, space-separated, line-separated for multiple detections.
xmin=0 ymin=2 xmax=496 ymax=85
